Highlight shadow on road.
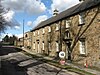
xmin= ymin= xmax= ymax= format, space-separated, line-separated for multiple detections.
xmin=1 ymin=60 xmax=28 ymax=75
xmin=0 ymin=46 xmax=22 ymax=56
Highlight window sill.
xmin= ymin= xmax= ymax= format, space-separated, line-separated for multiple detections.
xmin=78 ymin=23 xmax=85 ymax=26
xmin=79 ymin=54 xmax=87 ymax=57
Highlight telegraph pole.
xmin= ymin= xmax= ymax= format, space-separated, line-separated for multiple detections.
xmin=23 ymin=19 xmax=24 ymax=47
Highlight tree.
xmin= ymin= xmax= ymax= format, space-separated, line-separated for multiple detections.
xmin=2 ymin=34 xmax=18 ymax=45
xmin=65 ymin=6 xmax=100 ymax=62
xmin=0 ymin=0 xmax=20 ymax=34
xmin=2 ymin=34 xmax=9 ymax=42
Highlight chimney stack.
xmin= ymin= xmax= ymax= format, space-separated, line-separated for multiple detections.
xmin=79 ymin=0 xmax=85 ymax=2
xmin=53 ymin=9 xmax=59 ymax=16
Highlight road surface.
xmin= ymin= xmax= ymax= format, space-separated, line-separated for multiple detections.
xmin=0 ymin=46 xmax=79 ymax=75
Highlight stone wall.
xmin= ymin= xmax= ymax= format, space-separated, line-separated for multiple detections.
xmin=31 ymin=6 xmax=100 ymax=65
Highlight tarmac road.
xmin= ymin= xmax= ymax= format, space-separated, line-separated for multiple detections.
xmin=0 ymin=46 xmax=79 ymax=75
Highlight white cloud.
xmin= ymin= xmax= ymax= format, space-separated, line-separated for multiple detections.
xmin=50 ymin=0 xmax=79 ymax=14
xmin=26 ymin=0 xmax=46 ymax=15
xmin=1 ymin=0 xmax=27 ymax=12
xmin=14 ymin=26 xmax=20 ymax=29
xmin=27 ymin=21 xmax=33 ymax=26
xmin=33 ymin=15 xmax=48 ymax=27
xmin=3 ymin=10 xmax=15 ymax=22
xmin=15 ymin=34 xmax=23 ymax=38
xmin=1 ymin=0 xmax=46 ymax=15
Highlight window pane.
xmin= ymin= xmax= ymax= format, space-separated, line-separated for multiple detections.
xmin=66 ymin=20 xmax=70 ymax=28
xmin=48 ymin=26 xmax=51 ymax=32
xmin=79 ymin=12 xmax=85 ymax=24
xmin=79 ymin=40 xmax=86 ymax=54
xmin=56 ymin=42 xmax=59 ymax=52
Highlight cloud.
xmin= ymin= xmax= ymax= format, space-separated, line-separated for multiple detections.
xmin=15 ymin=34 xmax=23 ymax=38
xmin=50 ymin=0 xmax=79 ymax=14
xmin=1 ymin=0 xmax=27 ymax=12
xmin=1 ymin=0 xmax=46 ymax=15
xmin=3 ymin=10 xmax=15 ymax=22
xmin=14 ymin=26 xmax=20 ymax=29
xmin=33 ymin=15 xmax=48 ymax=27
xmin=27 ymin=21 xmax=33 ymax=26
xmin=26 ymin=0 xmax=46 ymax=15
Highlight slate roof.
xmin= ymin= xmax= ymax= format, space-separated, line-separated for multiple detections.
xmin=31 ymin=0 xmax=100 ymax=31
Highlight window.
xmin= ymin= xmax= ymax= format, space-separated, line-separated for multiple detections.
xmin=48 ymin=42 xmax=51 ymax=51
xmin=48 ymin=26 xmax=51 ymax=32
xmin=42 ymin=41 xmax=44 ymax=50
xmin=56 ymin=41 xmax=59 ymax=52
xmin=66 ymin=20 xmax=70 ymax=28
xmin=38 ymin=31 xmax=39 ymax=35
xmin=42 ymin=29 xmax=45 ymax=34
xmin=25 ymin=34 xmax=28 ymax=37
xmin=37 ymin=42 xmax=39 ymax=53
xmin=33 ymin=32 xmax=35 ymax=36
xmin=65 ymin=31 xmax=70 ymax=38
xmin=79 ymin=12 xmax=85 ymax=25
xmin=67 ymin=31 xmax=70 ymax=38
xmin=79 ymin=39 xmax=86 ymax=54
xmin=33 ymin=42 xmax=35 ymax=49
xmin=56 ymin=24 xmax=59 ymax=31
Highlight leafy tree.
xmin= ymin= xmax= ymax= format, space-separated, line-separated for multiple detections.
xmin=2 ymin=34 xmax=9 ymax=42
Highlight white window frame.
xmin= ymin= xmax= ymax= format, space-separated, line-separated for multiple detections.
xmin=33 ymin=42 xmax=35 ymax=49
xmin=42 ymin=42 xmax=44 ymax=50
xmin=37 ymin=30 xmax=39 ymax=35
xmin=79 ymin=12 xmax=85 ymax=25
xmin=56 ymin=42 xmax=59 ymax=52
xmin=49 ymin=42 xmax=51 ymax=51
xmin=33 ymin=32 xmax=35 ymax=36
xmin=48 ymin=26 xmax=51 ymax=32
xmin=79 ymin=39 xmax=86 ymax=54
xmin=42 ymin=29 xmax=45 ymax=34
xmin=66 ymin=31 xmax=70 ymax=38
xmin=56 ymin=23 xmax=59 ymax=31
xmin=66 ymin=20 xmax=70 ymax=28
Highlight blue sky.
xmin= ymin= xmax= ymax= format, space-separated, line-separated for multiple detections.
xmin=0 ymin=0 xmax=79 ymax=40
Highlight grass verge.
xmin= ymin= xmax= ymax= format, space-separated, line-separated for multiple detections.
xmin=21 ymin=50 xmax=95 ymax=75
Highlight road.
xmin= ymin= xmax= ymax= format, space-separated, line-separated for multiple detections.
xmin=0 ymin=46 xmax=79 ymax=75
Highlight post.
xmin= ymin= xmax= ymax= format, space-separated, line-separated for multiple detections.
xmin=23 ymin=20 xmax=24 ymax=47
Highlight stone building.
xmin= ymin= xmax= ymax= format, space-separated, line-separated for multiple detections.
xmin=30 ymin=0 xmax=100 ymax=65
xmin=24 ymin=31 xmax=32 ymax=49
xmin=17 ymin=37 xmax=23 ymax=47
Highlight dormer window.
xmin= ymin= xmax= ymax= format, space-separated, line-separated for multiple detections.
xmin=66 ymin=20 xmax=70 ymax=28
xmin=48 ymin=26 xmax=51 ymax=32
xmin=79 ymin=12 xmax=85 ymax=25
xmin=42 ymin=29 xmax=45 ymax=34
xmin=56 ymin=23 xmax=59 ymax=31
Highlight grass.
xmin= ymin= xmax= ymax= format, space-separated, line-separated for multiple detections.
xmin=21 ymin=50 xmax=95 ymax=75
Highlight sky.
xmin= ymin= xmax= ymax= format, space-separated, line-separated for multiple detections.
xmin=0 ymin=0 xmax=80 ymax=40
